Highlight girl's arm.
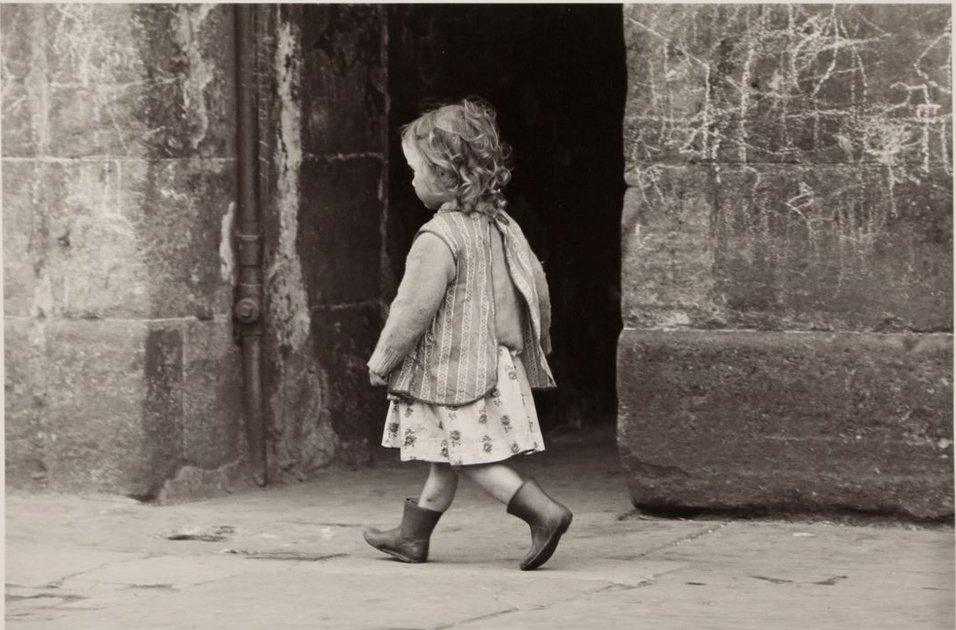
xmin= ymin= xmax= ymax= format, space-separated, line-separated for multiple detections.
xmin=367 ymin=232 xmax=456 ymax=378
xmin=530 ymin=257 xmax=552 ymax=356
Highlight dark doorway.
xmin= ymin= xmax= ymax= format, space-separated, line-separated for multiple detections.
xmin=386 ymin=6 xmax=626 ymax=431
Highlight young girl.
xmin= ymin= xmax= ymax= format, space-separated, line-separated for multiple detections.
xmin=364 ymin=97 xmax=572 ymax=571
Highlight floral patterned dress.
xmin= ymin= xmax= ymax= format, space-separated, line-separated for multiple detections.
xmin=381 ymin=346 xmax=545 ymax=465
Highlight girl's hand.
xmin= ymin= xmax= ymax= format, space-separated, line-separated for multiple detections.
xmin=369 ymin=368 xmax=388 ymax=386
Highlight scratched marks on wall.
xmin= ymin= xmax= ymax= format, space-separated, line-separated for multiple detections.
xmin=622 ymin=5 xmax=952 ymax=332
xmin=624 ymin=4 xmax=951 ymax=169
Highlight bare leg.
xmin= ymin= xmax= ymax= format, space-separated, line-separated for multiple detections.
xmin=460 ymin=462 xmax=524 ymax=504
xmin=418 ymin=463 xmax=459 ymax=512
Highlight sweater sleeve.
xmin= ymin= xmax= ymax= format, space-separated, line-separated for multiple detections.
xmin=367 ymin=232 xmax=456 ymax=376
xmin=530 ymin=256 xmax=552 ymax=356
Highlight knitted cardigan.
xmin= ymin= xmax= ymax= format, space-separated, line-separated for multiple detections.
xmin=367 ymin=205 xmax=555 ymax=406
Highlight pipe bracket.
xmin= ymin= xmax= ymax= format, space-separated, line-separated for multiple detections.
xmin=234 ymin=297 xmax=261 ymax=324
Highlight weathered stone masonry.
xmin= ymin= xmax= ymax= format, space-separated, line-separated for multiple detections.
xmin=618 ymin=5 xmax=953 ymax=519
xmin=2 ymin=4 xmax=245 ymax=498
xmin=254 ymin=5 xmax=388 ymax=482
xmin=2 ymin=4 xmax=390 ymax=495
xmin=4 ymin=5 xmax=952 ymax=517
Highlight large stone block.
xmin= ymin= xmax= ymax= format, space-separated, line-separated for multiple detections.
xmin=298 ymin=156 xmax=384 ymax=305
xmin=617 ymin=328 xmax=954 ymax=520
xmin=39 ymin=319 xmax=183 ymax=495
xmin=0 ymin=5 xmax=41 ymax=157
xmin=6 ymin=317 xmax=243 ymax=496
xmin=4 ymin=318 xmax=48 ymax=488
xmin=2 ymin=4 xmax=235 ymax=159
xmin=121 ymin=158 xmax=237 ymax=320
xmin=3 ymin=159 xmax=235 ymax=320
xmin=622 ymin=164 xmax=952 ymax=331
xmin=621 ymin=167 xmax=718 ymax=329
xmin=623 ymin=4 xmax=952 ymax=168
xmin=265 ymin=342 xmax=339 ymax=482
xmin=45 ymin=82 xmax=149 ymax=158
xmin=310 ymin=302 xmax=383 ymax=449
xmin=2 ymin=162 xmax=40 ymax=318
xmin=45 ymin=4 xmax=149 ymax=86
xmin=713 ymin=165 xmax=952 ymax=331
xmin=301 ymin=4 xmax=387 ymax=156
xmin=182 ymin=317 xmax=243 ymax=468
xmin=8 ymin=160 xmax=153 ymax=319
xmin=127 ymin=4 xmax=237 ymax=159
xmin=140 ymin=325 xmax=186 ymax=494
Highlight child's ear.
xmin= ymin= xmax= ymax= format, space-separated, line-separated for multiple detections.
xmin=437 ymin=168 xmax=457 ymax=189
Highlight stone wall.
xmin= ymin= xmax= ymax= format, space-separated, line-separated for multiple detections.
xmin=618 ymin=5 xmax=953 ymax=519
xmin=256 ymin=5 xmax=387 ymax=481
xmin=3 ymin=3 xmax=391 ymax=496
xmin=2 ymin=4 xmax=246 ymax=498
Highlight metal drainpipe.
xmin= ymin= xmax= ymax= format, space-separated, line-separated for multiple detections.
xmin=234 ymin=5 xmax=267 ymax=487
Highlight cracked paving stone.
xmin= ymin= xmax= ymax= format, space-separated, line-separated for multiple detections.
xmin=219 ymin=550 xmax=348 ymax=561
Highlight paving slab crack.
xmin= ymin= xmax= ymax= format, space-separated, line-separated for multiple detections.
xmin=609 ymin=521 xmax=732 ymax=560
xmin=751 ymin=574 xmax=794 ymax=584
xmin=43 ymin=555 xmax=153 ymax=589
xmin=595 ymin=578 xmax=657 ymax=592
xmin=437 ymin=572 xmax=674 ymax=629
xmin=813 ymin=575 xmax=848 ymax=586
xmin=277 ymin=520 xmax=363 ymax=527
xmin=433 ymin=607 xmax=522 ymax=629
xmin=116 ymin=583 xmax=178 ymax=591
xmin=218 ymin=549 xmax=348 ymax=561
xmin=6 ymin=592 xmax=87 ymax=603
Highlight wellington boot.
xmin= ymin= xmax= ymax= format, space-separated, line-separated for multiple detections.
xmin=363 ymin=498 xmax=443 ymax=563
xmin=506 ymin=478 xmax=573 ymax=570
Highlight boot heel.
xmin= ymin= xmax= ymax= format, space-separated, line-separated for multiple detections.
xmin=363 ymin=498 xmax=443 ymax=563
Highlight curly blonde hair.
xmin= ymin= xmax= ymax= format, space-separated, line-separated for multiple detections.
xmin=401 ymin=97 xmax=512 ymax=214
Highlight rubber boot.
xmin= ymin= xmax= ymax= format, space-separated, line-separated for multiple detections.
xmin=363 ymin=498 xmax=443 ymax=563
xmin=506 ymin=478 xmax=573 ymax=570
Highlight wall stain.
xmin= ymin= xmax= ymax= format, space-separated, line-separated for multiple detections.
xmin=174 ymin=5 xmax=215 ymax=151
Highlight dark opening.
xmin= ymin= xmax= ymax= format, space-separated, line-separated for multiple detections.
xmin=386 ymin=5 xmax=626 ymax=431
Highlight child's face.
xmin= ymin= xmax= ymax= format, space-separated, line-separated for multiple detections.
xmin=402 ymin=139 xmax=451 ymax=210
